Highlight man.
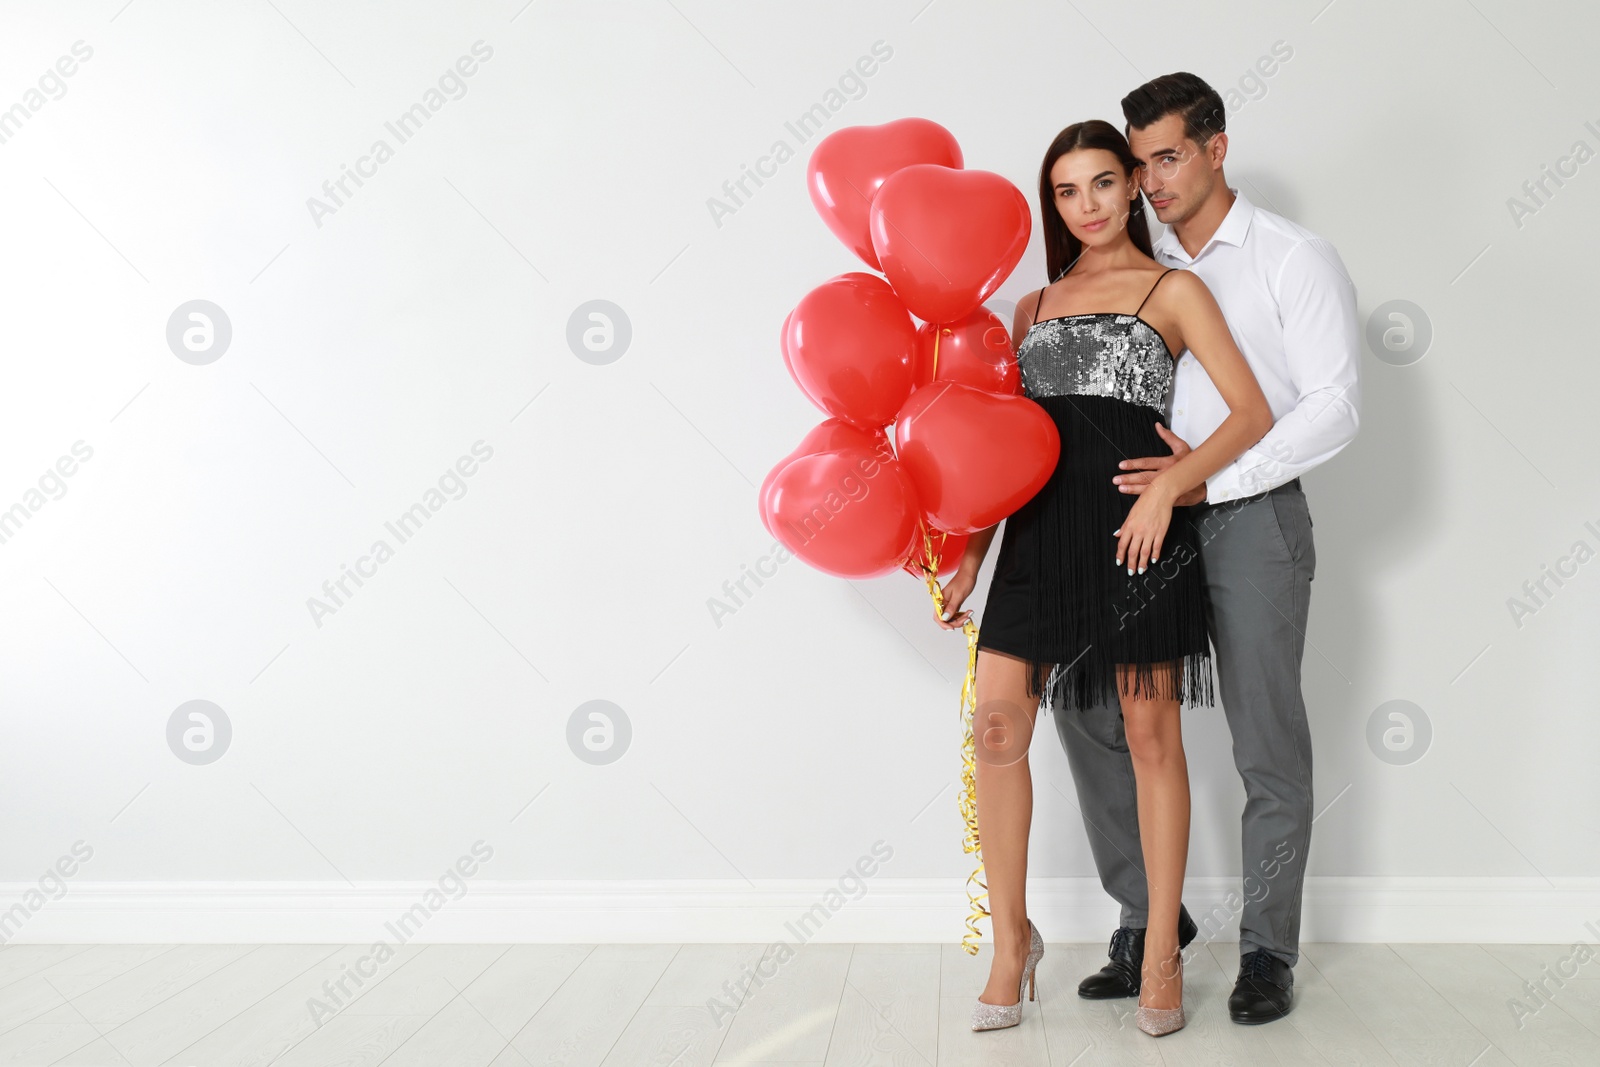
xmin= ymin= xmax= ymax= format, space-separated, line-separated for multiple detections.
xmin=1052 ymin=71 xmax=1361 ymax=1024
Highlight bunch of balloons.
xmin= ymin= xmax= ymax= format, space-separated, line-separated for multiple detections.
xmin=758 ymin=118 xmax=1061 ymax=953
xmin=760 ymin=118 xmax=1059 ymax=581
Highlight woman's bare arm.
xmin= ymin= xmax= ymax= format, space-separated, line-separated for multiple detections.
xmin=1114 ymin=271 xmax=1273 ymax=574
xmin=1151 ymin=271 xmax=1274 ymax=501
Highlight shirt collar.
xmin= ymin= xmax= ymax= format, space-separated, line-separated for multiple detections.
xmin=1152 ymin=186 xmax=1254 ymax=262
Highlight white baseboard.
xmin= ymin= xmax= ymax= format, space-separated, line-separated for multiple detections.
xmin=4 ymin=877 xmax=1599 ymax=944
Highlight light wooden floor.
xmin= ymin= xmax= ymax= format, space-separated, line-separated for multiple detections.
xmin=0 ymin=939 xmax=1596 ymax=1065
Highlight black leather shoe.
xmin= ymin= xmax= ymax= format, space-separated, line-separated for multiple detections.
xmin=1077 ymin=903 xmax=1199 ymax=999
xmin=1229 ymin=949 xmax=1294 ymax=1023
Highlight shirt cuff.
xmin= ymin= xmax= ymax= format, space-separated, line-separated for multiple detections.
xmin=1204 ymin=447 xmax=1273 ymax=503
xmin=1204 ymin=465 xmax=1239 ymax=504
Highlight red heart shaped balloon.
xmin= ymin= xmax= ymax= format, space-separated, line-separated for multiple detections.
xmin=913 ymin=309 xmax=1019 ymax=395
xmin=807 ymin=118 xmax=963 ymax=271
xmin=870 ymin=165 xmax=1031 ymax=323
xmin=764 ymin=446 xmax=922 ymax=579
xmin=783 ymin=272 xmax=918 ymax=429
xmin=760 ymin=418 xmax=895 ymax=539
xmin=894 ymin=381 xmax=1059 ymax=534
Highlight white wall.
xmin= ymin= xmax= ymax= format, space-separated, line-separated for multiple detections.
xmin=2 ymin=0 xmax=1597 ymax=943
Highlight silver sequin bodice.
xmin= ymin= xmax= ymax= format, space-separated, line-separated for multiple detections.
xmin=1016 ymin=313 xmax=1175 ymax=413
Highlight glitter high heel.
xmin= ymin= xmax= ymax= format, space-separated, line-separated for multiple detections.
xmin=971 ymin=919 xmax=1045 ymax=1031
xmin=1135 ymin=945 xmax=1185 ymax=1037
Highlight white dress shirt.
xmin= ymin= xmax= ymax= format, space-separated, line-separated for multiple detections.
xmin=1153 ymin=187 xmax=1361 ymax=502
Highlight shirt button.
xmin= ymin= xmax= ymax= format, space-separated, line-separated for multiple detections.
xmin=1176 ymin=408 xmax=1184 ymax=415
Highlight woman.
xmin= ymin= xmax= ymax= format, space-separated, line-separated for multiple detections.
xmin=936 ymin=120 xmax=1273 ymax=1037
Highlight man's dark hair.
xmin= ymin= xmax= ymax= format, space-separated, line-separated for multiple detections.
xmin=1120 ymin=72 xmax=1226 ymax=147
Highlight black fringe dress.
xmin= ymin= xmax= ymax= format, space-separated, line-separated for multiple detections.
xmin=976 ymin=270 xmax=1215 ymax=713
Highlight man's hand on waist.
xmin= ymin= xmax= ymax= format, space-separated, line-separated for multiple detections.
xmin=1112 ymin=423 xmax=1205 ymax=506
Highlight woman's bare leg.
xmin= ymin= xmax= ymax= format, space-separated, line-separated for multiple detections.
xmin=973 ymin=649 xmax=1042 ymax=1006
xmin=1117 ymin=662 xmax=1190 ymax=1011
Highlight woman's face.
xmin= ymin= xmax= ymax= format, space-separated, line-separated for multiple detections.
xmin=1047 ymin=147 xmax=1140 ymax=249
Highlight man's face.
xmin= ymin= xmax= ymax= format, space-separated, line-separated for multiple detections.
xmin=1126 ymin=112 xmax=1222 ymax=228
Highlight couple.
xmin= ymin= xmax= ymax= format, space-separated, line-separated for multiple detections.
xmin=935 ymin=71 xmax=1361 ymax=1037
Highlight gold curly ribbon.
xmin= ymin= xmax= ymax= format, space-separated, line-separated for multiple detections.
xmin=914 ymin=520 xmax=989 ymax=956
xmin=916 ymin=324 xmax=990 ymax=954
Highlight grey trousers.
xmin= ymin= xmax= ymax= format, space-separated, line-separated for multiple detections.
xmin=1051 ymin=481 xmax=1317 ymax=967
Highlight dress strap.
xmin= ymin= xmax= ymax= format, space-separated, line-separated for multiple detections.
xmin=1032 ymin=287 xmax=1046 ymax=321
xmin=1135 ymin=268 xmax=1177 ymax=316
